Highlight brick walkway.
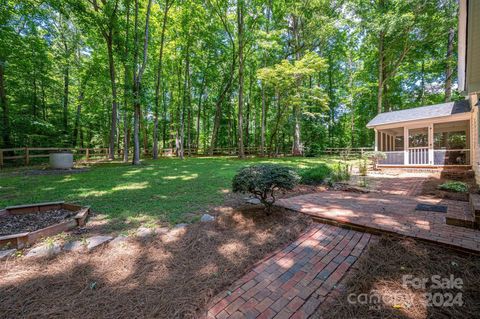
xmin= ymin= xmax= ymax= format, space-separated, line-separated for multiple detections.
xmin=372 ymin=176 xmax=426 ymax=196
xmin=201 ymin=224 xmax=375 ymax=319
xmin=276 ymin=191 xmax=480 ymax=253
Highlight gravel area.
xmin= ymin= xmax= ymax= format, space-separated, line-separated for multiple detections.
xmin=0 ymin=209 xmax=77 ymax=236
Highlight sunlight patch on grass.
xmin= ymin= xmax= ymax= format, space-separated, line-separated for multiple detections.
xmin=162 ymin=173 xmax=198 ymax=181
xmin=112 ymin=182 xmax=149 ymax=191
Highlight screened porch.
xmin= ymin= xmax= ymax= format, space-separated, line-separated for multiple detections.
xmin=375 ymin=120 xmax=471 ymax=166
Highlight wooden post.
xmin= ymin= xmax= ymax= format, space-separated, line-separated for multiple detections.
xmin=404 ymin=126 xmax=409 ymax=165
xmin=25 ymin=147 xmax=29 ymax=166
xmin=86 ymin=148 xmax=90 ymax=161
xmin=106 ymin=148 xmax=109 ymax=159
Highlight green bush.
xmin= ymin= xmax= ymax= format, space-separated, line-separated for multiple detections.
xmin=299 ymin=164 xmax=333 ymax=185
xmin=438 ymin=181 xmax=469 ymax=193
xmin=359 ymin=158 xmax=368 ymax=176
xmin=232 ymin=164 xmax=300 ymax=213
xmin=330 ymin=162 xmax=351 ymax=182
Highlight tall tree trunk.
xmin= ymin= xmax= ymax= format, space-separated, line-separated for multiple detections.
xmin=32 ymin=67 xmax=37 ymax=119
xmin=153 ymin=0 xmax=171 ymax=159
xmin=195 ymin=73 xmax=206 ymax=152
xmin=209 ymin=60 xmax=236 ymax=155
xmin=72 ymin=90 xmax=84 ymax=147
xmin=377 ymin=31 xmax=385 ymax=114
xmin=132 ymin=0 xmax=153 ymax=165
xmin=106 ymin=36 xmax=117 ymax=160
xmin=179 ymin=43 xmax=191 ymax=160
xmin=162 ymin=87 xmax=168 ymax=148
xmin=123 ymin=0 xmax=131 ymax=163
xmin=0 ymin=58 xmax=11 ymax=148
xmin=237 ymin=0 xmax=245 ymax=158
xmin=291 ymin=14 xmax=302 ymax=156
xmin=445 ymin=27 xmax=454 ymax=102
xmin=63 ymin=66 xmax=69 ymax=133
xmin=260 ymin=81 xmax=266 ymax=156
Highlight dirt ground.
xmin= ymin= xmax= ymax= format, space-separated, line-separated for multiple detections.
xmin=314 ymin=237 xmax=480 ymax=319
xmin=0 ymin=205 xmax=310 ymax=319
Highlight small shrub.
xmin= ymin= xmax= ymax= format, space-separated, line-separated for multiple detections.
xmin=438 ymin=181 xmax=469 ymax=193
xmin=364 ymin=151 xmax=387 ymax=170
xmin=359 ymin=158 xmax=368 ymax=176
xmin=331 ymin=162 xmax=351 ymax=182
xmin=232 ymin=164 xmax=300 ymax=213
xmin=299 ymin=164 xmax=333 ymax=185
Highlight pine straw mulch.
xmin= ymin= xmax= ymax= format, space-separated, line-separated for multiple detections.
xmin=314 ymin=236 xmax=480 ymax=319
xmin=0 ymin=206 xmax=310 ymax=319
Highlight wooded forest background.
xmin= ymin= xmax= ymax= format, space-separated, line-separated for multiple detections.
xmin=0 ymin=0 xmax=459 ymax=163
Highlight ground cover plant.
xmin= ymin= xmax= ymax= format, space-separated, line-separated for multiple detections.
xmin=315 ymin=237 xmax=480 ymax=319
xmin=438 ymin=181 xmax=469 ymax=193
xmin=299 ymin=163 xmax=333 ymax=185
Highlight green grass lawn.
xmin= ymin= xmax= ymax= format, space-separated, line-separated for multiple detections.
xmin=0 ymin=156 xmax=341 ymax=227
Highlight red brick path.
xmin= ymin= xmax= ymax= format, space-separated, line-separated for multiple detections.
xmin=276 ymin=191 xmax=480 ymax=252
xmin=200 ymin=224 xmax=375 ymax=319
xmin=373 ymin=176 xmax=426 ymax=196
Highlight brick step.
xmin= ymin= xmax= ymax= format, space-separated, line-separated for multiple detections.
xmin=470 ymin=193 xmax=480 ymax=226
xmin=446 ymin=209 xmax=477 ymax=229
xmin=446 ymin=193 xmax=478 ymax=229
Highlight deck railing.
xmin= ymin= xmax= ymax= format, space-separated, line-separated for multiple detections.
xmin=409 ymin=147 xmax=429 ymax=165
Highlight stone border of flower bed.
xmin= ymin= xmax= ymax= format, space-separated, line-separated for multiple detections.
xmin=0 ymin=201 xmax=90 ymax=249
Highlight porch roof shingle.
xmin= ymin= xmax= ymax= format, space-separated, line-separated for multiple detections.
xmin=366 ymin=99 xmax=471 ymax=128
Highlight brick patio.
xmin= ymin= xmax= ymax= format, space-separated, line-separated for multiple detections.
xmin=200 ymin=223 xmax=376 ymax=319
xmin=276 ymin=191 xmax=480 ymax=253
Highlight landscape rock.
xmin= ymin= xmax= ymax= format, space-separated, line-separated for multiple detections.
xmin=155 ymin=227 xmax=169 ymax=235
xmin=0 ymin=249 xmax=16 ymax=260
xmin=174 ymin=223 xmax=188 ymax=229
xmin=26 ymin=243 xmax=61 ymax=258
xmin=200 ymin=214 xmax=215 ymax=222
xmin=246 ymin=198 xmax=261 ymax=205
xmin=86 ymin=235 xmax=113 ymax=251
xmin=63 ymin=240 xmax=85 ymax=252
xmin=136 ymin=227 xmax=155 ymax=238
xmin=110 ymin=235 xmax=128 ymax=247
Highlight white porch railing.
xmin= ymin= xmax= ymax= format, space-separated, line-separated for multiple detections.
xmin=408 ymin=147 xmax=429 ymax=165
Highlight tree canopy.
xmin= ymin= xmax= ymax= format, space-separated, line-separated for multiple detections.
xmin=0 ymin=0 xmax=459 ymax=161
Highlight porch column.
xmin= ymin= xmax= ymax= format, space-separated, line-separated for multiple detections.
xmin=374 ymin=129 xmax=378 ymax=151
xmin=428 ymin=123 xmax=434 ymax=165
xmin=403 ymin=126 xmax=408 ymax=165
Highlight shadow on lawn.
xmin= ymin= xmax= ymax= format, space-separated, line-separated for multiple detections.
xmin=0 ymin=206 xmax=311 ymax=319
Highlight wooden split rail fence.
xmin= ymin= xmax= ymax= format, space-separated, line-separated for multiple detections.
xmin=0 ymin=147 xmax=110 ymax=168
xmin=0 ymin=146 xmax=374 ymax=168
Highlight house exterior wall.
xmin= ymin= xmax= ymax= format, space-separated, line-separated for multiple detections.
xmin=459 ymin=0 xmax=480 ymax=94
xmin=469 ymin=94 xmax=480 ymax=183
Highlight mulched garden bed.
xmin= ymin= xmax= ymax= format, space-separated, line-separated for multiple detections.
xmin=314 ymin=236 xmax=480 ymax=319
xmin=0 ymin=209 xmax=77 ymax=236
xmin=0 ymin=205 xmax=310 ymax=318
xmin=421 ymin=176 xmax=477 ymax=202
